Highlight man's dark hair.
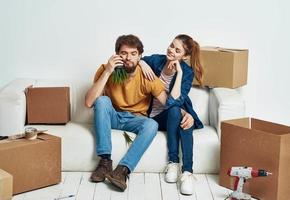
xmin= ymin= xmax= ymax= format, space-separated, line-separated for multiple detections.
xmin=115 ymin=34 xmax=144 ymax=54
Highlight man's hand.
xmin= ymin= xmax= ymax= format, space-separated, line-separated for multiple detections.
xmin=105 ymin=55 xmax=124 ymax=74
xmin=180 ymin=110 xmax=194 ymax=130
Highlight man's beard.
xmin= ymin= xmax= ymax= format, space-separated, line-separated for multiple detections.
xmin=124 ymin=64 xmax=137 ymax=74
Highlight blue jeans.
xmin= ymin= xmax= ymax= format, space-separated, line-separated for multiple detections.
xmin=93 ymin=96 xmax=158 ymax=172
xmin=153 ymin=106 xmax=194 ymax=173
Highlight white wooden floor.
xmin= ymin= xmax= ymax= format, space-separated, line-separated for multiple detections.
xmin=12 ymin=172 xmax=257 ymax=200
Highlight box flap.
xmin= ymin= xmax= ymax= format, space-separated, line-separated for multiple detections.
xmin=222 ymin=117 xmax=251 ymax=128
xmin=251 ymin=118 xmax=290 ymax=135
xmin=0 ymin=169 xmax=12 ymax=179
xmin=201 ymin=46 xmax=248 ymax=52
xmin=0 ymin=169 xmax=13 ymax=200
xmin=0 ymin=133 xmax=60 ymax=150
xmin=222 ymin=118 xmax=290 ymax=136
xmin=37 ymin=133 xmax=60 ymax=141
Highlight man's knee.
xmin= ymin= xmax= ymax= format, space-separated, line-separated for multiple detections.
xmin=93 ymin=96 xmax=112 ymax=110
xmin=143 ymin=118 xmax=158 ymax=137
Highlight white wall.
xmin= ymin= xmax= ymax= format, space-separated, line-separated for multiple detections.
xmin=1 ymin=0 xmax=290 ymax=126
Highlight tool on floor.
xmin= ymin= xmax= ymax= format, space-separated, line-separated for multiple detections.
xmin=225 ymin=166 xmax=272 ymax=200
xmin=54 ymin=194 xmax=75 ymax=200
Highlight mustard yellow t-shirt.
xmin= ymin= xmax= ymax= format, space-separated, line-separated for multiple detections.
xmin=94 ymin=64 xmax=165 ymax=116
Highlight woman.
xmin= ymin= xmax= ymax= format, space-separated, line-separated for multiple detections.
xmin=139 ymin=34 xmax=204 ymax=195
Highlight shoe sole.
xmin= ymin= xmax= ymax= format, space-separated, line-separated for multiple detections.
xmin=90 ymin=176 xmax=105 ymax=183
xmin=165 ymin=179 xmax=178 ymax=183
xmin=180 ymin=188 xmax=194 ymax=195
xmin=180 ymin=191 xmax=193 ymax=195
xmin=165 ymin=177 xmax=178 ymax=183
xmin=105 ymin=175 xmax=127 ymax=191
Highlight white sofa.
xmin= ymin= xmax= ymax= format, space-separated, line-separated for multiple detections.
xmin=0 ymin=78 xmax=245 ymax=173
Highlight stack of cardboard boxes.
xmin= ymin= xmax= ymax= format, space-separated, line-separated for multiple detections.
xmin=197 ymin=46 xmax=289 ymax=199
xmin=0 ymin=87 xmax=69 ymax=196
xmin=0 ymin=133 xmax=61 ymax=195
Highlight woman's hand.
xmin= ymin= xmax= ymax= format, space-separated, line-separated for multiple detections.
xmin=180 ymin=109 xmax=194 ymax=130
xmin=139 ymin=60 xmax=156 ymax=81
xmin=168 ymin=60 xmax=182 ymax=73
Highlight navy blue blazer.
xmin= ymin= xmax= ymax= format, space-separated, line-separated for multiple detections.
xmin=143 ymin=54 xmax=204 ymax=129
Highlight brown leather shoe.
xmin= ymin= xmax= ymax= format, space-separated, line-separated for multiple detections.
xmin=105 ymin=165 xmax=129 ymax=191
xmin=90 ymin=158 xmax=112 ymax=182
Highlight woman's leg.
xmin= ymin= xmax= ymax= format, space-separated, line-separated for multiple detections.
xmin=164 ymin=106 xmax=183 ymax=163
xmin=153 ymin=106 xmax=182 ymax=183
xmin=179 ymin=127 xmax=194 ymax=173
xmin=153 ymin=107 xmax=180 ymax=163
xmin=179 ymin=127 xmax=195 ymax=195
xmin=154 ymin=106 xmax=194 ymax=171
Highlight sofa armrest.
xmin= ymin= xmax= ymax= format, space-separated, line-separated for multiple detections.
xmin=0 ymin=79 xmax=35 ymax=136
xmin=209 ymin=88 xmax=245 ymax=138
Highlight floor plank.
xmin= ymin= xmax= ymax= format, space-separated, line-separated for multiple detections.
xmin=128 ymin=173 xmax=145 ymax=200
xmin=206 ymin=174 xmax=231 ymax=200
xmin=12 ymin=194 xmax=25 ymax=200
xmin=144 ymin=173 xmax=162 ymax=200
xmin=11 ymin=173 xmax=242 ymax=200
xmin=76 ymin=172 xmax=96 ymax=200
xmin=93 ymin=180 xmax=111 ymax=200
xmin=159 ymin=173 xmax=179 ymax=200
xmin=194 ymin=174 xmax=214 ymax=200
xmin=12 ymin=172 xmax=67 ymax=200
xmin=57 ymin=172 xmax=82 ymax=200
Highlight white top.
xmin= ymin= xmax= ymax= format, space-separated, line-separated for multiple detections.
xmin=150 ymin=71 xmax=174 ymax=118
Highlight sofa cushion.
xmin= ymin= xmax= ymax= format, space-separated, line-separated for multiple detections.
xmin=31 ymin=122 xmax=219 ymax=173
xmin=189 ymin=86 xmax=210 ymax=125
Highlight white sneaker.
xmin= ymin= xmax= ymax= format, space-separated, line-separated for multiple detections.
xmin=165 ymin=162 xmax=180 ymax=183
xmin=179 ymin=171 xmax=196 ymax=195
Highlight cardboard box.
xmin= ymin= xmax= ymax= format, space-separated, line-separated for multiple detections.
xmin=193 ymin=47 xmax=248 ymax=88
xmin=0 ymin=169 xmax=12 ymax=200
xmin=26 ymin=87 xmax=70 ymax=124
xmin=220 ymin=118 xmax=290 ymax=200
xmin=0 ymin=134 xmax=61 ymax=194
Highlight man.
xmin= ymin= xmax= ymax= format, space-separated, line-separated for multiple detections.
xmin=85 ymin=34 xmax=193 ymax=191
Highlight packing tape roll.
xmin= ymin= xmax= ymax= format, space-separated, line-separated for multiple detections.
xmin=25 ymin=132 xmax=38 ymax=140
xmin=25 ymin=127 xmax=38 ymax=140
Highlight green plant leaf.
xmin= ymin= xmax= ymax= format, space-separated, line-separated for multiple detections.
xmin=111 ymin=68 xmax=128 ymax=84
xmin=123 ymin=131 xmax=133 ymax=146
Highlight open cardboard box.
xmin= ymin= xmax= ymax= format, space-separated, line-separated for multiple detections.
xmin=0 ymin=133 xmax=61 ymax=194
xmin=220 ymin=118 xmax=290 ymax=200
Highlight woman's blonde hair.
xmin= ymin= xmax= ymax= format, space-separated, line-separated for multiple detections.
xmin=175 ymin=34 xmax=204 ymax=86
